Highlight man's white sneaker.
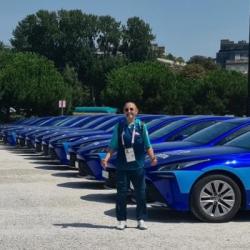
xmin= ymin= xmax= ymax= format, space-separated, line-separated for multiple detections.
xmin=137 ymin=220 xmax=147 ymax=230
xmin=116 ymin=221 xmax=126 ymax=230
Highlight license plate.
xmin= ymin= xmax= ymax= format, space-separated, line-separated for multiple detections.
xmin=76 ymin=161 xmax=80 ymax=169
xmin=102 ymin=170 xmax=109 ymax=179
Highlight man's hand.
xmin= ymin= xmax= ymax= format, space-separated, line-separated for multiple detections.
xmin=150 ymin=157 xmax=157 ymax=167
xmin=101 ymin=158 xmax=108 ymax=169
xmin=101 ymin=151 xmax=112 ymax=169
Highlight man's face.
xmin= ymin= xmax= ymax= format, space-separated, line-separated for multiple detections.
xmin=123 ymin=103 xmax=138 ymax=121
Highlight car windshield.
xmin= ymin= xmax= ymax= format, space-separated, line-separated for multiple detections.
xmin=146 ymin=118 xmax=168 ymax=129
xmin=57 ymin=117 xmax=82 ymax=126
xmin=150 ymin=119 xmax=189 ymax=140
xmin=184 ymin=122 xmax=239 ymax=144
xmin=80 ymin=116 xmax=112 ymax=129
xmin=95 ymin=116 xmax=121 ymax=130
xmin=224 ymin=131 xmax=250 ymax=150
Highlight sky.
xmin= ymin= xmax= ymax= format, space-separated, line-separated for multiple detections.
xmin=0 ymin=0 xmax=249 ymax=60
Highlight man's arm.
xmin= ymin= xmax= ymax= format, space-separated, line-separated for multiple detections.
xmin=102 ymin=124 xmax=119 ymax=168
xmin=142 ymin=123 xmax=157 ymax=166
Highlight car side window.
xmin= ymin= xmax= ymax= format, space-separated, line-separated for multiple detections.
xmin=167 ymin=121 xmax=217 ymax=141
xmin=217 ymin=125 xmax=250 ymax=145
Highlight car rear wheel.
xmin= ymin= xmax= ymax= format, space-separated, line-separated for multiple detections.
xmin=191 ymin=174 xmax=241 ymax=222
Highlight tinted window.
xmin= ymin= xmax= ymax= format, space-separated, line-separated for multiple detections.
xmin=95 ymin=116 xmax=121 ymax=130
xmin=218 ymin=125 xmax=250 ymax=145
xmin=185 ymin=122 xmax=240 ymax=144
xmin=167 ymin=121 xmax=218 ymax=141
xmin=80 ymin=116 xmax=112 ymax=129
xmin=225 ymin=131 xmax=250 ymax=150
xmin=146 ymin=118 xmax=166 ymax=129
xmin=150 ymin=120 xmax=190 ymax=140
xmin=58 ymin=117 xmax=83 ymax=126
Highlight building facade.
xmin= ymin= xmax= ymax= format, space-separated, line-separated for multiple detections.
xmin=216 ymin=39 xmax=248 ymax=74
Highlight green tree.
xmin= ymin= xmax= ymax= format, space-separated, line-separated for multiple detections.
xmin=192 ymin=69 xmax=247 ymax=115
xmin=102 ymin=62 xmax=183 ymax=113
xmin=0 ymin=52 xmax=71 ymax=119
xmin=180 ymin=63 xmax=206 ymax=80
xmin=120 ymin=17 xmax=155 ymax=62
xmin=86 ymin=55 xmax=127 ymax=105
xmin=62 ymin=65 xmax=91 ymax=109
xmin=10 ymin=9 xmax=126 ymax=104
xmin=11 ymin=10 xmax=60 ymax=62
xmin=96 ymin=15 xmax=121 ymax=55
xmin=188 ymin=55 xmax=219 ymax=71
xmin=11 ymin=10 xmax=99 ymax=70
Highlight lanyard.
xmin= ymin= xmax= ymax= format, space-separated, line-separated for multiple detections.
xmin=121 ymin=124 xmax=136 ymax=147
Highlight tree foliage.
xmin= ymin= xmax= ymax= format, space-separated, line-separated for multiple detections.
xmin=7 ymin=9 xmax=248 ymax=117
xmin=102 ymin=61 xmax=247 ymax=115
xmin=120 ymin=17 xmax=155 ymax=62
xmin=188 ymin=55 xmax=219 ymax=71
xmin=0 ymin=52 xmax=71 ymax=118
xmin=102 ymin=62 xmax=181 ymax=113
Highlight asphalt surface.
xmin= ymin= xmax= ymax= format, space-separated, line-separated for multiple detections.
xmin=1 ymin=144 xmax=250 ymax=250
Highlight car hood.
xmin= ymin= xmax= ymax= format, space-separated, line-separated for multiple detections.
xmin=152 ymin=141 xmax=199 ymax=152
xmin=146 ymin=145 xmax=250 ymax=167
xmin=76 ymin=140 xmax=109 ymax=154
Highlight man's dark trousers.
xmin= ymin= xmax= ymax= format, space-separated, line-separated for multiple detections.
xmin=116 ymin=168 xmax=147 ymax=221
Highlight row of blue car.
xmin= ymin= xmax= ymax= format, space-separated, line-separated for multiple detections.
xmin=2 ymin=114 xmax=250 ymax=222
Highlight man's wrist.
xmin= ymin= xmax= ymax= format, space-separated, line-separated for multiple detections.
xmin=150 ymin=156 xmax=156 ymax=161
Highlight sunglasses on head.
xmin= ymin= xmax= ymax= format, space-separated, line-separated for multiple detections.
xmin=124 ymin=107 xmax=134 ymax=112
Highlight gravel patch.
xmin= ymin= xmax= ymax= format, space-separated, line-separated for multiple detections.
xmin=1 ymin=144 xmax=250 ymax=249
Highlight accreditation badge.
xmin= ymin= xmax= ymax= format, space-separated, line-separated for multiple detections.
xmin=124 ymin=147 xmax=136 ymax=162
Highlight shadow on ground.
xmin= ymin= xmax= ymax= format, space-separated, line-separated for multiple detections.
xmin=57 ymin=181 xmax=105 ymax=190
xmin=103 ymin=207 xmax=250 ymax=224
xmin=24 ymin=156 xmax=56 ymax=161
xmin=51 ymin=172 xmax=79 ymax=178
xmin=35 ymin=165 xmax=72 ymax=171
xmin=80 ymin=193 xmax=116 ymax=204
xmin=54 ymin=223 xmax=116 ymax=229
xmin=7 ymin=147 xmax=37 ymax=155
xmin=104 ymin=207 xmax=199 ymax=223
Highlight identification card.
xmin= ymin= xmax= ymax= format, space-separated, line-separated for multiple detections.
xmin=124 ymin=147 xmax=136 ymax=162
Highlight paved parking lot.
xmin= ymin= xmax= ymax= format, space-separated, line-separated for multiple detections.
xmin=1 ymin=144 xmax=250 ymax=249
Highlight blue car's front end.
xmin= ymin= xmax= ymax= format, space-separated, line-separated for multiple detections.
xmin=66 ymin=136 xmax=111 ymax=167
xmin=145 ymin=141 xmax=250 ymax=222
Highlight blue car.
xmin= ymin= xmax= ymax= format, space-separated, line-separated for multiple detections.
xmin=145 ymin=131 xmax=250 ymax=222
xmin=33 ymin=115 xmax=106 ymax=152
xmin=50 ymin=114 xmax=166 ymax=164
xmin=25 ymin=115 xmax=102 ymax=149
xmin=78 ymin=115 xmax=233 ymax=181
xmin=3 ymin=116 xmax=58 ymax=146
xmin=41 ymin=115 xmax=116 ymax=155
xmin=150 ymin=115 xmax=233 ymax=143
xmin=68 ymin=116 xmax=187 ymax=167
xmin=151 ymin=118 xmax=250 ymax=152
xmin=16 ymin=116 xmax=69 ymax=147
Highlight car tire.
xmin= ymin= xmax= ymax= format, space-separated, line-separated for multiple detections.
xmin=191 ymin=174 xmax=241 ymax=222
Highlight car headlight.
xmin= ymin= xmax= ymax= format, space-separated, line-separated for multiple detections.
xmin=158 ymin=159 xmax=210 ymax=171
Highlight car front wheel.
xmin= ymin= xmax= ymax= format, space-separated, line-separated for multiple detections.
xmin=191 ymin=174 xmax=241 ymax=222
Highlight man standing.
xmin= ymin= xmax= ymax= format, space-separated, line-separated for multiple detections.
xmin=102 ymin=102 xmax=157 ymax=230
